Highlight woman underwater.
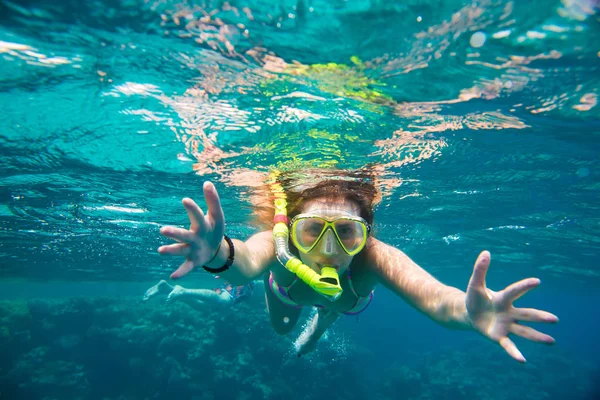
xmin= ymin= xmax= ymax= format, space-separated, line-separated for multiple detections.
xmin=157 ymin=169 xmax=558 ymax=360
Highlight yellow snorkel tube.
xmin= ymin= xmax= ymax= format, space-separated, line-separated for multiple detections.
xmin=270 ymin=174 xmax=343 ymax=301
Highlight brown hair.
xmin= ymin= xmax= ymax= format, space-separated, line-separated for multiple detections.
xmin=251 ymin=167 xmax=379 ymax=233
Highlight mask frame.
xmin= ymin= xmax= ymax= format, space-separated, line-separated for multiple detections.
xmin=290 ymin=213 xmax=370 ymax=256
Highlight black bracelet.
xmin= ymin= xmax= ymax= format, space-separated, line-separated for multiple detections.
xmin=202 ymin=235 xmax=234 ymax=273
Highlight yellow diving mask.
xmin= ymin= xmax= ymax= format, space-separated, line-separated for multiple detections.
xmin=291 ymin=213 xmax=370 ymax=256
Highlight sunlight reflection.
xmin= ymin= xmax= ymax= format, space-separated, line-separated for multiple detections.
xmin=0 ymin=40 xmax=73 ymax=67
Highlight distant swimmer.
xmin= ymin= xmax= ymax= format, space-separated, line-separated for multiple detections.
xmin=144 ymin=279 xmax=256 ymax=310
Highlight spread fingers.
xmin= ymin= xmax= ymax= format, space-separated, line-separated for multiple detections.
xmin=513 ymin=308 xmax=559 ymax=324
xmin=499 ymin=337 xmax=526 ymax=363
xmin=501 ymin=278 xmax=540 ymax=305
xmin=182 ymin=198 xmax=208 ymax=232
xmin=510 ymin=323 xmax=555 ymax=344
xmin=160 ymin=226 xmax=197 ymax=243
xmin=158 ymin=243 xmax=190 ymax=256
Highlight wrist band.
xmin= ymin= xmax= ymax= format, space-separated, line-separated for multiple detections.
xmin=202 ymin=235 xmax=234 ymax=273
xmin=205 ymin=240 xmax=222 ymax=265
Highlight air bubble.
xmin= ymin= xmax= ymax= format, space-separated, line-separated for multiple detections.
xmin=470 ymin=31 xmax=486 ymax=48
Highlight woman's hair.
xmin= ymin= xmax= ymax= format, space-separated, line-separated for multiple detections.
xmin=251 ymin=167 xmax=379 ymax=231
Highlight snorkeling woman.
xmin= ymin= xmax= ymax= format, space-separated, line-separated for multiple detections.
xmin=157 ymin=169 xmax=558 ymax=361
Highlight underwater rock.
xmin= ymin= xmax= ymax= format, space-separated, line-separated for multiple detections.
xmin=157 ymin=334 xmax=195 ymax=360
xmin=7 ymin=346 xmax=89 ymax=397
xmin=164 ymin=356 xmax=191 ymax=386
xmin=0 ymin=296 xmax=595 ymax=400
xmin=55 ymin=333 xmax=81 ymax=349
xmin=0 ymin=300 xmax=32 ymax=326
xmin=383 ymin=363 xmax=422 ymax=398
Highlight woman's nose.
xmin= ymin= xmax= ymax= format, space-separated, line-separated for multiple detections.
xmin=319 ymin=229 xmax=341 ymax=256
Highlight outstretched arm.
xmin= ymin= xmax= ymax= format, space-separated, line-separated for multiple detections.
xmin=158 ymin=181 xmax=276 ymax=285
xmin=370 ymin=239 xmax=559 ymax=362
xmin=203 ymin=230 xmax=276 ymax=285
xmin=369 ymin=238 xmax=471 ymax=329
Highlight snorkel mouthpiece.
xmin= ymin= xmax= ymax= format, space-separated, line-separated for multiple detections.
xmin=319 ymin=266 xmax=340 ymax=285
xmin=317 ymin=266 xmax=342 ymax=296
xmin=270 ymin=173 xmax=343 ymax=301
xmin=283 ymin=259 xmax=342 ymax=300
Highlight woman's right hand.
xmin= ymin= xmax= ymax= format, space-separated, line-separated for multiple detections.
xmin=158 ymin=181 xmax=225 ymax=279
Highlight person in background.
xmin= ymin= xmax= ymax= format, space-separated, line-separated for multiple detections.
xmin=144 ymin=277 xmax=256 ymax=310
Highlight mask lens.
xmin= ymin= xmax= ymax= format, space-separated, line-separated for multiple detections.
xmin=292 ymin=216 xmax=368 ymax=255
xmin=333 ymin=219 xmax=367 ymax=254
xmin=293 ymin=217 xmax=326 ymax=252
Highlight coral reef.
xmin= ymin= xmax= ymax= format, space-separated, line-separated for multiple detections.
xmin=0 ymin=297 xmax=595 ymax=400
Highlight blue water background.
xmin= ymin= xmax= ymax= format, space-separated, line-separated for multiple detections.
xmin=1 ymin=0 xmax=599 ymax=399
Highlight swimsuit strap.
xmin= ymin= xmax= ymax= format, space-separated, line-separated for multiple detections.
xmin=343 ymin=268 xmax=374 ymax=315
xmin=346 ymin=268 xmax=360 ymax=298
xmin=268 ymin=269 xmax=373 ymax=314
xmin=269 ymin=272 xmax=302 ymax=308
xmin=343 ymin=291 xmax=373 ymax=315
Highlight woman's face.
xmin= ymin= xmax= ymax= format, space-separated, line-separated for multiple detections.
xmin=296 ymin=197 xmax=362 ymax=273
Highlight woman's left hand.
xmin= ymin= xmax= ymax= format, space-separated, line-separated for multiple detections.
xmin=465 ymin=251 xmax=559 ymax=363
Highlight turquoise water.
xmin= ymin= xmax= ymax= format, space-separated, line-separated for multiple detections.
xmin=1 ymin=0 xmax=599 ymax=399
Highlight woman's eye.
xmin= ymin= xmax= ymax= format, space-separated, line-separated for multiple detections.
xmin=336 ymin=226 xmax=355 ymax=238
xmin=307 ymin=223 xmax=323 ymax=236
